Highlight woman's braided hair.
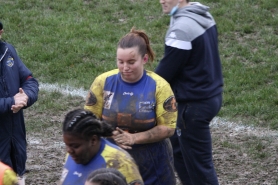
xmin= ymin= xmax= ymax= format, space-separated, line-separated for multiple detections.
xmin=62 ymin=109 xmax=114 ymax=140
xmin=86 ymin=168 xmax=128 ymax=185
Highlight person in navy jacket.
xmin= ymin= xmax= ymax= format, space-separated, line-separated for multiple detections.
xmin=156 ymin=1 xmax=223 ymax=185
xmin=0 ymin=21 xmax=39 ymax=185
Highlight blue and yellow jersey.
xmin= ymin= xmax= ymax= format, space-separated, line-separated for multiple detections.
xmin=0 ymin=162 xmax=18 ymax=185
xmin=84 ymin=69 xmax=177 ymax=132
xmin=60 ymin=138 xmax=143 ymax=185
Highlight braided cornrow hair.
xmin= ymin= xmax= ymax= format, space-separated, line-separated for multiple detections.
xmin=117 ymin=27 xmax=155 ymax=63
xmin=86 ymin=168 xmax=128 ymax=185
xmin=62 ymin=109 xmax=114 ymax=140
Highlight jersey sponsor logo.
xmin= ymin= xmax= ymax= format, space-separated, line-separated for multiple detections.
xmin=73 ymin=171 xmax=82 ymax=177
xmin=103 ymin=91 xmax=114 ymax=109
xmin=123 ymin=92 xmax=134 ymax=96
xmin=6 ymin=57 xmax=14 ymax=67
xmin=163 ymin=96 xmax=177 ymax=112
xmin=85 ymin=91 xmax=97 ymax=106
xmin=139 ymin=101 xmax=155 ymax=112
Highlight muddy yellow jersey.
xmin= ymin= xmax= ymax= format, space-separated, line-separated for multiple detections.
xmin=60 ymin=138 xmax=143 ymax=185
xmin=0 ymin=162 xmax=18 ymax=185
xmin=85 ymin=69 xmax=177 ymax=132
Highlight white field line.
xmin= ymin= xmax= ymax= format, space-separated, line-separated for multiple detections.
xmin=40 ymin=83 xmax=278 ymax=137
xmin=39 ymin=82 xmax=87 ymax=99
xmin=210 ymin=117 xmax=278 ymax=138
xmin=28 ymin=138 xmax=65 ymax=149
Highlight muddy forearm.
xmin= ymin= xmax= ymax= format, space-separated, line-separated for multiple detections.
xmin=133 ymin=125 xmax=175 ymax=144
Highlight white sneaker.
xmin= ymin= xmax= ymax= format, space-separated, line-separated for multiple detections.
xmin=17 ymin=176 xmax=25 ymax=185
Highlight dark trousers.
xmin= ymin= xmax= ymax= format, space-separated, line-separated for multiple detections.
xmin=128 ymin=139 xmax=176 ymax=185
xmin=172 ymin=94 xmax=222 ymax=185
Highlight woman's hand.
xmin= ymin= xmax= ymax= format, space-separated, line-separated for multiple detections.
xmin=113 ymin=126 xmax=174 ymax=149
xmin=112 ymin=127 xmax=136 ymax=150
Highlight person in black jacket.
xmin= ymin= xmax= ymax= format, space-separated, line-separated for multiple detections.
xmin=0 ymin=21 xmax=39 ymax=185
xmin=155 ymin=1 xmax=223 ymax=185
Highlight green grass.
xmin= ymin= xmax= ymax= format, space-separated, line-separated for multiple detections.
xmin=1 ymin=0 xmax=278 ymax=129
xmin=24 ymin=90 xmax=84 ymax=133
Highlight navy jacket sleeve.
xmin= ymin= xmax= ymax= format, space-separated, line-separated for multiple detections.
xmin=7 ymin=44 xmax=39 ymax=108
xmin=0 ymin=43 xmax=39 ymax=114
xmin=155 ymin=45 xmax=191 ymax=84
xmin=0 ymin=97 xmax=14 ymax=114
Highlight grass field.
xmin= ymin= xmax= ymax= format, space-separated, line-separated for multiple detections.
xmin=1 ymin=0 xmax=277 ymax=129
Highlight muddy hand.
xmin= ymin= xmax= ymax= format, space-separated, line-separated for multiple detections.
xmin=112 ymin=129 xmax=127 ymax=148
xmin=113 ymin=127 xmax=136 ymax=150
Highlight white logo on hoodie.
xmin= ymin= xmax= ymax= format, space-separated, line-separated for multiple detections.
xmin=169 ymin=32 xmax=177 ymax=39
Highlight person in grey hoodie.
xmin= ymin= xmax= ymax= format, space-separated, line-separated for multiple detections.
xmin=156 ymin=1 xmax=223 ymax=185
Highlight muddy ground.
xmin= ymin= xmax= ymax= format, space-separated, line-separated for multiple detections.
xmin=24 ymin=110 xmax=278 ymax=185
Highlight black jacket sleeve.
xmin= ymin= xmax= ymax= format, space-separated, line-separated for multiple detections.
xmin=155 ymin=45 xmax=191 ymax=84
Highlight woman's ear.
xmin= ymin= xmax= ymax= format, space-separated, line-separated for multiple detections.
xmin=89 ymin=135 xmax=99 ymax=146
xmin=143 ymin=54 xmax=148 ymax=64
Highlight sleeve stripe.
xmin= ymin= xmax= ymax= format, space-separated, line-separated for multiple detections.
xmin=165 ymin=38 xmax=192 ymax=50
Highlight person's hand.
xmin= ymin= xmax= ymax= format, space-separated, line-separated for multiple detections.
xmin=11 ymin=104 xmax=24 ymax=113
xmin=112 ymin=127 xmax=136 ymax=150
xmin=12 ymin=88 xmax=28 ymax=113
xmin=112 ymin=129 xmax=129 ymax=149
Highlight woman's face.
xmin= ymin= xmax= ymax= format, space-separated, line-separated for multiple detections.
xmin=117 ymin=46 xmax=148 ymax=83
xmin=63 ymin=133 xmax=99 ymax=165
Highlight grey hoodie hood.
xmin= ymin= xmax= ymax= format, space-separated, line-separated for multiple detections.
xmin=172 ymin=2 xmax=215 ymax=30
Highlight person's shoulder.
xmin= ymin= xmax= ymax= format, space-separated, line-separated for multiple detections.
xmin=173 ymin=15 xmax=194 ymax=27
xmin=103 ymin=139 xmax=124 ymax=152
xmin=5 ymin=42 xmax=13 ymax=47
xmin=103 ymin=140 xmax=131 ymax=156
xmin=3 ymin=42 xmax=16 ymax=50
xmin=169 ymin=18 xmax=199 ymax=41
xmin=102 ymin=139 xmax=118 ymax=150
xmin=0 ymin=41 xmax=13 ymax=50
